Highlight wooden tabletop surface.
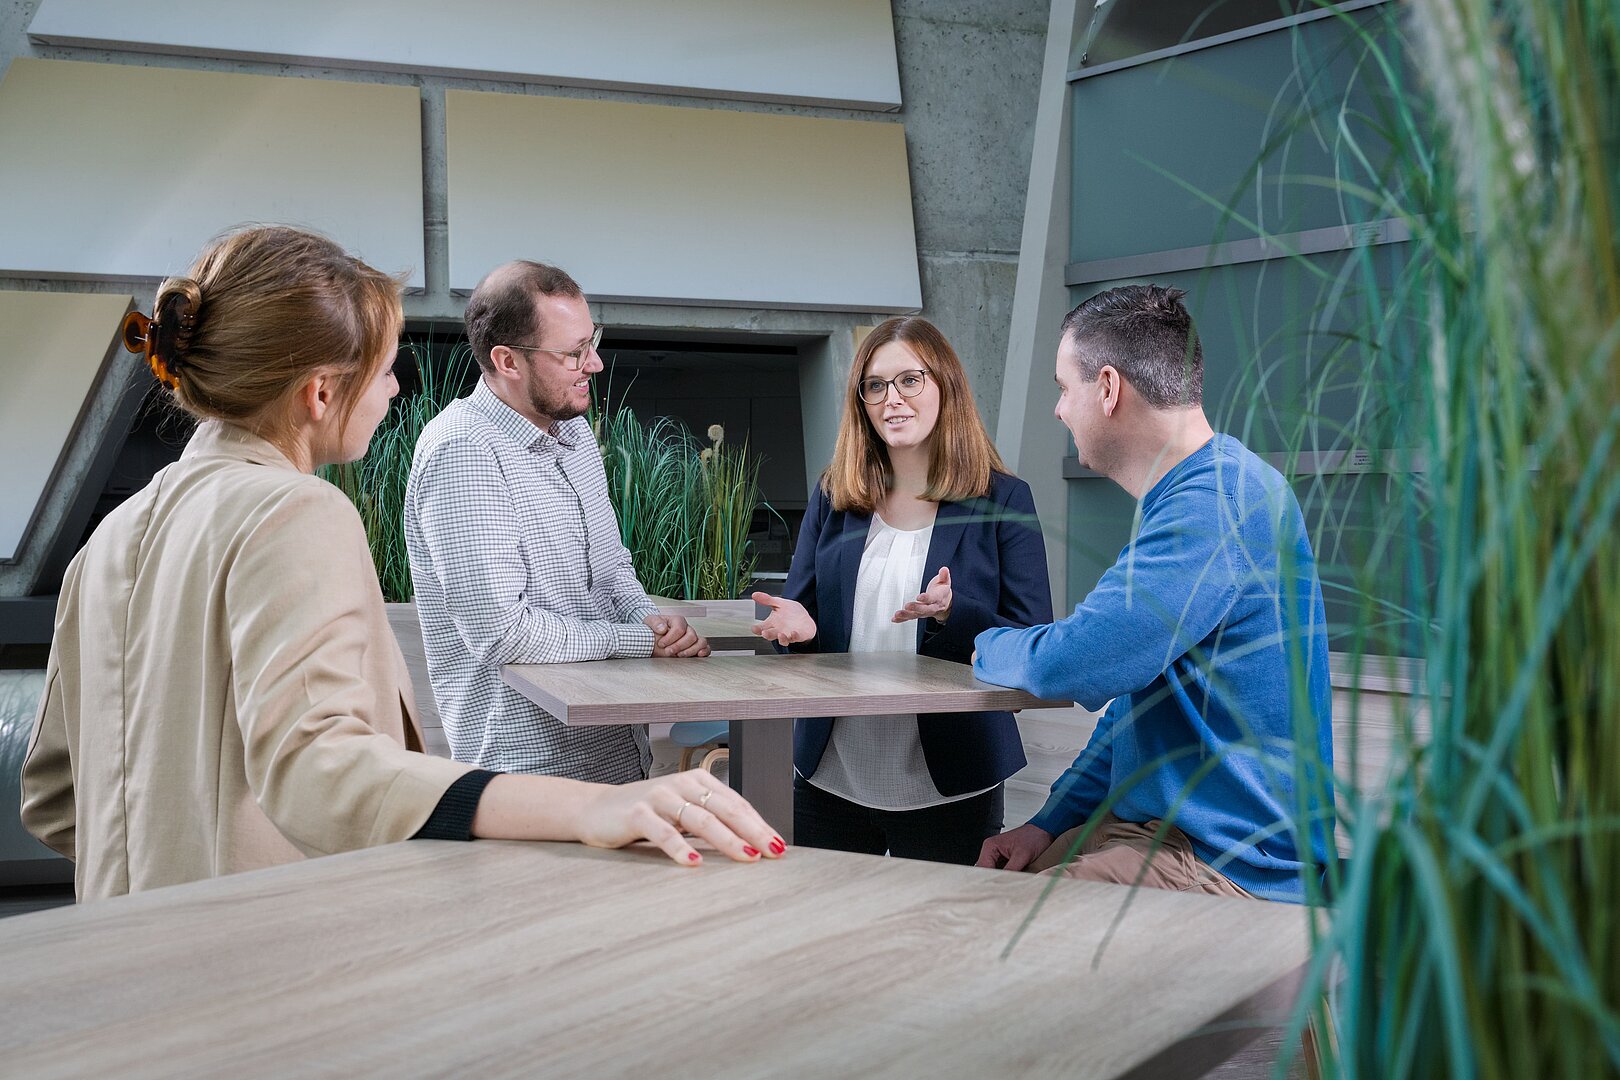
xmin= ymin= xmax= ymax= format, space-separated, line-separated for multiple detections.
xmin=502 ymin=651 xmax=1071 ymax=725
xmin=0 ymin=842 xmax=1309 ymax=1079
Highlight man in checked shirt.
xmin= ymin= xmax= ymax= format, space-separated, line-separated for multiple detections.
xmin=404 ymin=261 xmax=711 ymax=783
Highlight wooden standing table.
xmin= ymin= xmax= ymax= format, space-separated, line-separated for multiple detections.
xmin=0 ymin=841 xmax=1311 ymax=1078
xmin=503 ymin=653 xmax=1070 ymax=842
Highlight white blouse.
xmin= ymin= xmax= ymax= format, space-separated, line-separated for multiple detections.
xmin=805 ymin=513 xmax=997 ymax=811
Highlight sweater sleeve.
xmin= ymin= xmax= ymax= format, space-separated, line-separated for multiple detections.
xmin=1028 ymin=698 xmax=1123 ymax=834
xmin=972 ymin=485 xmax=1240 ymax=709
xmin=19 ymin=657 xmax=75 ymax=859
xmin=411 ymin=769 xmax=500 ymax=841
xmin=19 ymin=555 xmax=86 ymax=859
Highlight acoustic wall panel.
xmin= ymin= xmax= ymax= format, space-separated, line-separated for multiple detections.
xmin=0 ymin=291 xmax=132 ymax=563
xmin=446 ymin=92 xmax=922 ymax=313
xmin=28 ymin=0 xmax=902 ymax=110
xmin=0 ymin=59 xmax=425 ymax=286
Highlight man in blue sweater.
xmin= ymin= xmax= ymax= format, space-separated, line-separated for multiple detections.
xmin=973 ymin=284 xmax=1333 ymax=903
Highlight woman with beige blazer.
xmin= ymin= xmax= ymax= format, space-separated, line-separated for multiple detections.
xmin=21 ymin=226 xmax=783 ymax=901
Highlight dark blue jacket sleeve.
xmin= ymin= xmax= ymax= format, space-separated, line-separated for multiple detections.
xmin=776 ymin=482 xmax=828 ymax=655
xmin=924 ymin=477 xmax=1053 ymax=661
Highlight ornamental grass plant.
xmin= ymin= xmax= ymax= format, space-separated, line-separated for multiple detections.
xmin=1299 ymin=2 xmax=1620 ymax=1074
xmin=596 ymin=404 xmax=767 ymax=601
xmin=1017 ymin=3 xmax=1617 ymax=1076
xmin=1185 ymin=2 xmax=1620 ymax=1074
xmin=321 ymin=340 xmax=476 ymax=603
xmin=696 ymin=424 xmax=766 ymax=602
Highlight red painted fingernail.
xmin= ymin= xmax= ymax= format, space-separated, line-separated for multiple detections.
xmin=688 ymin=852 xmax=701 ymax=862
xmin=743 ymin=846 xmax=760 ymax=857
xmin=769 ymin=837 xmax=786 ymax=855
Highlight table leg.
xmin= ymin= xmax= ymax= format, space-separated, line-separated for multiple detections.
xmin=727 ymin=718 xmax=794 ymax=844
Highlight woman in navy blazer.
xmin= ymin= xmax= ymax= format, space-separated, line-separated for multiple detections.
xmin=752 ymin=316 xmax=1052 ymax=864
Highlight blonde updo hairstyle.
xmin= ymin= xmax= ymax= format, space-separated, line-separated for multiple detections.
xmin=149 ymin=225 xmax=404 ymax=438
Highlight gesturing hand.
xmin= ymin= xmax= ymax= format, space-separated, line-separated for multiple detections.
xmin=644 ymin=614 xmax=711 ymax=658
xmin=893 ymin=566 xmax=952 ymax=624
xmin=750 ymin=592 xmax=817 ymax=646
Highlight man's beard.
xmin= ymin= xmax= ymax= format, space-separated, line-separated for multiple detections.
xmin=526 ymin=376 xmax=589 ymax=425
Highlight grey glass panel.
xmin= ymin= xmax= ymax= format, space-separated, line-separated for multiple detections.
xmin=1080 ymin=0 xmax=1312 ymax=70
xmin=1070 ymin=3 xmax=1401 ymax=264
xmin=1063 ymin=471 xmax=1139 ymax=611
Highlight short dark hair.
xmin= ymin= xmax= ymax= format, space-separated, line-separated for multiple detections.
xmin=463 ymin=260 xmax=584 ymax=373
xmin=1059 ymin=284 xmax=1203 ymax=407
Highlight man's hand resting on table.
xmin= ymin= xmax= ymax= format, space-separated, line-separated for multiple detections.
xmin=644 ymin=614 xmax=711 ymax=658
xmin=976 ymin=822 xmax=1055 ymax=871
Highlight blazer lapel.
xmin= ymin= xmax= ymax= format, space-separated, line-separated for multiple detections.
xmin=829 ymin=509 xmax=870 ymax=651
xmin=917 ymin=498 xmax=972 ymax=648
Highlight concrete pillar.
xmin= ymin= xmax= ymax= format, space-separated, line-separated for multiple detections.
xmin=997 ymin=0 xmax=1086 ymax=617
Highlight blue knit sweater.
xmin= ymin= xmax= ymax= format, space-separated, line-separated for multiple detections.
xmin=974 ymin=435 xmax=1333 ymax=902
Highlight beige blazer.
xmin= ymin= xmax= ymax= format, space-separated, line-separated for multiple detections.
xmin=21 ymin=421 xmax=474 ymax=900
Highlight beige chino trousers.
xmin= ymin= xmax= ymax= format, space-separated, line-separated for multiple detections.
xmin=1028 ymin=814 xmax=1255 ymax=899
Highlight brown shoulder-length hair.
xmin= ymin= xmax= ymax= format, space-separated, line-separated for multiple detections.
xmin=823 ymin=316 xmax=1004 ymax=513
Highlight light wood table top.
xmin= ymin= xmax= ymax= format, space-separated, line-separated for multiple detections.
xmin=502 ymin=651 xmax=1070 ymax=725
xmin=0 ymin=842 xmax=1310 ymax=1079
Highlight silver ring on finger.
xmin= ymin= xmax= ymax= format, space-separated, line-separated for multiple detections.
xmin=673 ymin=801 xmax=692 ymax=831
xmin=698 ymin=788 xmax=714 ymax=810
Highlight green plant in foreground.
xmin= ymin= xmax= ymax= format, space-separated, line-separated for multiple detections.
xmin=1264 ymin=3 xmax=1619 ymax=1076
xmin=1015 ymin=4 xmax=1617 ymax=1076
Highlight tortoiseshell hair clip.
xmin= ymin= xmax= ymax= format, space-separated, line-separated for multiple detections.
xmin=120 ymin=310 xmax=180 ymax=391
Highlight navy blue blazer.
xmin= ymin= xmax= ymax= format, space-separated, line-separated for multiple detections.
xmin=780 ymin=470 xmax=1053 ymax=796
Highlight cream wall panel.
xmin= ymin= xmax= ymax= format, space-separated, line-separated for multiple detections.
xmin=446 ymin=92 xmax=921 ymax=312
xmin=0 ymin=59 xmax=424 ymax=286
xmin=28 ymin=0 xmax=901 ymax=110
xmin=0 ymin=291 xmax=131 ymax=562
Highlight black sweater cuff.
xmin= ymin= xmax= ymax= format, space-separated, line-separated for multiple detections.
xmin=411 ymin=769 xmax=500 ymax=841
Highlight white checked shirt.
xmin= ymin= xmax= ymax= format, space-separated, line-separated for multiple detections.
xmin=404 ymin=379 xmax=659 ymax=783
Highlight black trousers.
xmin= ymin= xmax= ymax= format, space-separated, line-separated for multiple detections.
xmin=793 ymin=773 xmax=1005 ymax=866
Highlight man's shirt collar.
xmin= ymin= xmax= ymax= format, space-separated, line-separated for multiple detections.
xmin=469 ymin=378 xmax=579 ymax=451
